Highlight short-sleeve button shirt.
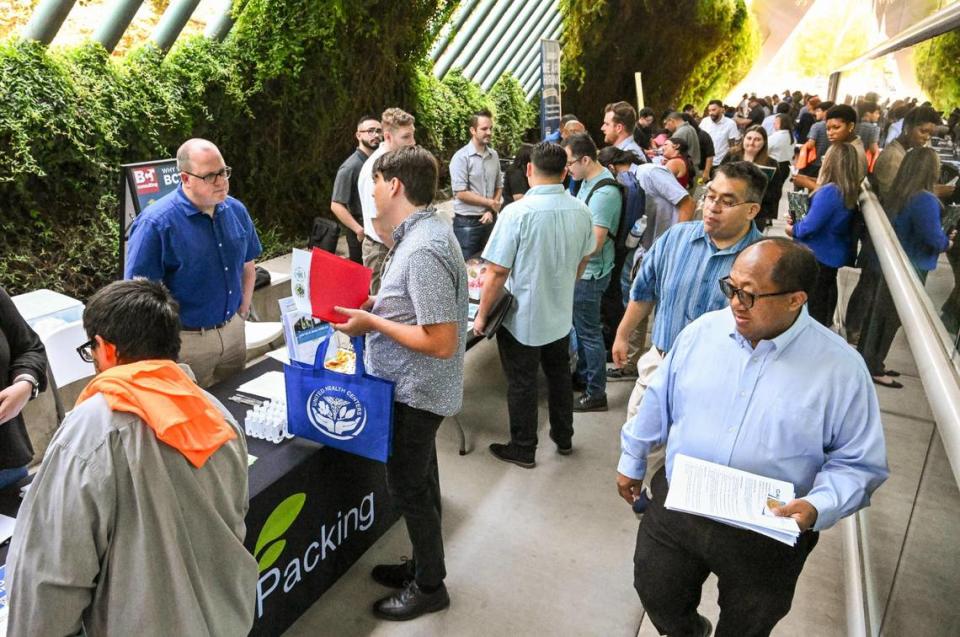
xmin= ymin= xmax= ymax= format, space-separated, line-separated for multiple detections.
xmin=331 ymin=149 xmax=368 ymax=220
xmin=450 ymin=142 xmax=504 ymax=216
xmin=125 ymin=186 xmax=262 ymax=329
xmin=366 ymin=209 xmax=469 ymax=417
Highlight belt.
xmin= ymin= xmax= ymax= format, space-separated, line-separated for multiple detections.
xmin=454 ymin=213 xmax=483 ymax=220
xmin=182 ymin=318 xmax=231 ymax=332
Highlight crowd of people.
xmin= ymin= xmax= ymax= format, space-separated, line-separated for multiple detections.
xmin=1 ymin=83 xmax=958 ymax=635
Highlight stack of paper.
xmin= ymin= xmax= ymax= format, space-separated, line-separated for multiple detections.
xmin=665 ymin=454 xmax=801 ymax=546
xmin=278 ymin=296 xmax=331 ymax=365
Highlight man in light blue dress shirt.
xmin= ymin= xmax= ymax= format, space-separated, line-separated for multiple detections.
xmin=476 ymin=143 xmax=594 ymax=467
xmin=617 ymin=238 xmax=888 ymax=636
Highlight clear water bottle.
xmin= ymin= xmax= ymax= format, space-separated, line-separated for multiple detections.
xmin=625 ymin=216 xmax=647 ymax=249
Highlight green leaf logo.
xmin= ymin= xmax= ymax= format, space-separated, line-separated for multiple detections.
xmin=254 ymin=493 xmax=306 ymax=572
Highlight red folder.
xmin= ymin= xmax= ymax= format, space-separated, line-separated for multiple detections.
xmin=308 ymin=248 xmax=373 ymax=323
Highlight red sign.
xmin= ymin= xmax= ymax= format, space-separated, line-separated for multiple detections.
xmin=133 ymin=167 xmax=160 ymax=195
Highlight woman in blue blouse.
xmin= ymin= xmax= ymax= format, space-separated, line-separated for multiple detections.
xmin=859 ymin=147 xmax=953 ymax=388
xmin=786 ymin=142 xmax=864 ymax=326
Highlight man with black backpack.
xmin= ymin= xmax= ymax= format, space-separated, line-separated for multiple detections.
xmin=564 ymin=133 xmax=623 ymax=412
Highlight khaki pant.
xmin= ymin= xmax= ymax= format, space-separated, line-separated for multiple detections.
xmin=621 ymin=316 xmax=648 ymax=375
xmin=362 ymin=236 xmax=390 ymax=295
xmin=179 ymin=313 xmax=245 ymax=388
xmin=626 ymin=345 xmax=666 ymax=494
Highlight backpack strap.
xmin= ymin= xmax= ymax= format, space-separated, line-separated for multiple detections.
xmin=584 ymin=178 xmax=625 ymax=242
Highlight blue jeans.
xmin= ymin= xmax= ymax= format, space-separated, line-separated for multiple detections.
xmin=453 ymin=215 xmax=493 ymax=260
xmin=573 ymin=273 xmax=611 ymax=398
xmin=0 ymin=466 xmax=28 ymax=490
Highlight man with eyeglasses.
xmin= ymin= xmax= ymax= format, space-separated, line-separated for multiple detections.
xmin=331 ymin=114 xmax=381 ymax=263
xmin=611 ymin=162 xmax=765 ymax=490
xmin=8 ymin=278 xmax=257 ymax=636
xmin=126 ymin=138 xmax=262 ymax=388
xmin=616 ymin=238 xmax=887 ymax=636
xmin=358 ymin=108 xmax=417 ymax=294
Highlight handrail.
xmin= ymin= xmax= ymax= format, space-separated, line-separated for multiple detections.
xmin=860 ymin=183 xmax=960 ymax=488
xmin=842 ymin=512 xmax=879 ymax=637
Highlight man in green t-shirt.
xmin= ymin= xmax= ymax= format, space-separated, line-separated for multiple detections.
xmin=564 ymin=133 xmax=623 ymax=412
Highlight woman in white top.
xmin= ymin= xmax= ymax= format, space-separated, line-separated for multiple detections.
xmin=768 ymin=114 xmax=795 ymax=165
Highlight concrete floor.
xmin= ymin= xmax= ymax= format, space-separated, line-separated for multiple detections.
xmin=280 ymin=201 xmax=960 ymax=637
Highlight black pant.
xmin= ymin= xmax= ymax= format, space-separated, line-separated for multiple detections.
xmin=345 ymin=223 xmax=362 ymax=263
xmin=385 ymin=402 xmax=446 ymax=587
xmin=634 ymin=469 xmax=818 ymax=637
xmin=845 ymin=267 xmax=880 ymax=341
xmin=495 ymin=327 xmax=573 ymax=450
xmin=807 ymin=262 xmax=838 ymax=327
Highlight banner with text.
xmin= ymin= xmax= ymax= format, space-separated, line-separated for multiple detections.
xmin=540 ymin=39 xmax=561 ymax=140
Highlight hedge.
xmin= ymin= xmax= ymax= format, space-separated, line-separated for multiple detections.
xmin=0 ymin=0 xmax=537 ymax=298
xmin=559 ymin=0 xmax=759 ymax=134
xmin=915 ymin=30 xmax=960 ymax=113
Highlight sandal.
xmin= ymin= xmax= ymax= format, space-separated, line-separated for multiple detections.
xmin=872 ymin=376 xmax=903 ymax=389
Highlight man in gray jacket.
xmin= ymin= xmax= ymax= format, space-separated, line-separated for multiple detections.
xmin=7 ymin=278 xmax=257 ymax=636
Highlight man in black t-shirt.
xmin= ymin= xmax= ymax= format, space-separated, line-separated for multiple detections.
xmin=331 ymin=114 xmax=381 ymax=262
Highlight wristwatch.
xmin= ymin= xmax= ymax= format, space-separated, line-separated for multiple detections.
xmin=12 ymin=374 xmax=39 ymax=400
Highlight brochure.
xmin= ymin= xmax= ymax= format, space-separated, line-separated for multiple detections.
xmin=664 ymin=454 xmax=801 ymax=546
xmin=278 ymin=296 xmax=332 ymax=365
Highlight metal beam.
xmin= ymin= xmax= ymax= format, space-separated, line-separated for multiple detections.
xmin=478 ymin=0 xmax=554 ymax=91
xmin=462 ymin=0 xmax=529 ymax=81
xmin=835 ymin=1 xmax=960 ymax=73
xmin=94 ymin=0 xmax=145 ymax=53
xmin=434 ymin=0 xmax=498 ymax=78
xmin=20 ymin=0 xmax=76 ymax=45
xmin=524 ymin=26 xmax=564 ymax=100
xmin=492 ymin=0 xmax=556 ymax=88
xmin=446 ymin=0 xmax=514 ymax=76
xmin=205 ymin=0 xmax=236 ymax=41
xmin=429 ymin=0 xmax=481 ymax=63
xmin=149 ymin=0 xmax=202 ymax=53
xmin=517 ymin=13 xmax=563 ymax=89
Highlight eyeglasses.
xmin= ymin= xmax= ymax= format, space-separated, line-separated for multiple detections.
xmin=358 ymin=127 xmax=382 ymax=135
xmin=566 ymin=157 xmax=582 ymax=167
xmin=703 ymin=193 xmax=754 ymax=212
xmin=182 ymin=166 xmax=232 ymax=185
xmin=718 ymin=276 xmax=799 ymax=310
xmin=76 ymin=339 xmax=96 ymax=363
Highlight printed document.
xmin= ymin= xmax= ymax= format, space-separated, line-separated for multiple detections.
xmin=665 ymin=454 xmax=801 ymax=546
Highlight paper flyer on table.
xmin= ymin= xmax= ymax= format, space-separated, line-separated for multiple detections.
xmin=665 ymin=454 xmax=801 ymax=546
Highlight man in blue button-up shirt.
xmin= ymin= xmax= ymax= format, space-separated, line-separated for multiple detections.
xmin=617 ymin=238 xmax=888 ymax=636
xmin=125 ymin=139 xmax=262 ymax=387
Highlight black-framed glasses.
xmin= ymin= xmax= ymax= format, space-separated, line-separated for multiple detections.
xmin=703 ymin=193 xmax=754 ymax=212
xmin=718 ymin=276 xmax=799 ymax=310
xmin=76 ymin=339 xmax=96 ymax=363
xmin=566 ymin=157 xmax=582 ymax=167
xmin=183 ymin=166 xmax=232 ymax=185
xmin=358 ymin=127 xmax=382 ymax=135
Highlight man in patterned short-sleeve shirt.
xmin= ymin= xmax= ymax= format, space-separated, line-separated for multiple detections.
xmin=335 ymin=146 xmax=468 ymax=622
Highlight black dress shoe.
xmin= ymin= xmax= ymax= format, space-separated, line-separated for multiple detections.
xmin=573 ymin=393 xmax=608 ymax=412
xmin=489 ymin=442 xmax=536 ymax=468
xmin=371 ymin=557 xmax=414 ymax=588
xmin=549 ymin=432 xmax=572 ymax=455
xmin=696 ymin=614 xmax=713 ymax=637
xmin=373 ymin=581 xmax=450 ymax=621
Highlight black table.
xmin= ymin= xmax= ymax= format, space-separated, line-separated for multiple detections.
xmin=214 ymin=358 xmax=399 ymax=637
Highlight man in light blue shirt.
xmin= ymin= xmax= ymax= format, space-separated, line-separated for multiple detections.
xmin=564 ymin=133 xmax=623 ymax=412
xmin=617 ymin=238 xmax=888 ymax=637
xmin=476 ymin=143 xmax=594 ymax=467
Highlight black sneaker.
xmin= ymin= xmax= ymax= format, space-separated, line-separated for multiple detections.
xmin=489 ymin=442 xmax=536 ymax=468
xmin=372 ymin=581 xmax=450 ymax=621
xmin=697 ymin=614 xmax=713 ymax=637
xmin=606 ymin=366 xmax=638 ymax=382
xmin=573 ymin=393 xmax=608 ymax=412
xmin=371 ymin=557 xmax=414 ymax=588
xmin=549 ymin=432 xmax=572 ymax=455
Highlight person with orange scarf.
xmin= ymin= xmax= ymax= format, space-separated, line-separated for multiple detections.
xmin=6 ymin=279 xmax=256 ymax=636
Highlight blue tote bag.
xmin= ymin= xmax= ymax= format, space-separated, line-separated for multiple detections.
xmin=284 ymin=335 xmax=394 ymax=462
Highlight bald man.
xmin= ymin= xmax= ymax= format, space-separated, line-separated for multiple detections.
xmin=126 ymin=138 xmax=262 ymax=387
xmin=617 ymin=238 xmax=887 ymax=636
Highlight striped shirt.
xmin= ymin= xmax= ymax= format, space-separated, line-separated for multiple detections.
xmin=630 ymin=221 xmax=763 ymax=352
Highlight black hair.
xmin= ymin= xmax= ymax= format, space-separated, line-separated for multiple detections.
xmin=708 ymin=99 xmax=724 ymax=109
xmin=825 ymin=104 xmax=857 ymax=125
xmin=597 ymin=146 xmax=640 ymax=167
xmin=857 ymin=102 xmax=879 ymax=118
xmin=83 ymin=279 xmax=181 ymax=362
xmin=530 ymin=142 xmax=567 ymax=176
xmin=561 ymin=132 xmax=598 ymax=161
xmin=776 ymin=102 xmax=791 ymax=114
xmin=373 ymin=146 xmax=438 ymax=206
xmin=751 ymin=238 xmax=819 ymax=296
xmin=816 ymin=100 xmax=835 ymax=111
xmin=666 ymin=135 xmax=689 ymax=154
xmin=356 ymin=114 xmax=379 ymax=128
xmin=511 ymin=143 xmax=534 ymax=171
xmin=903 ymin=105 xmax=942 ymax=130
xmin=715 ymin=161 xmax=768 ymax=205
xmin=638 ymin=107 xmax=655 ymax=119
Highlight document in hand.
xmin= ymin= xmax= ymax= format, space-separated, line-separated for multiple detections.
xmin=664 ymin=454 xmax=801 ymax=546
xmin=308 ymin=248 xmax=373 ymax=323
